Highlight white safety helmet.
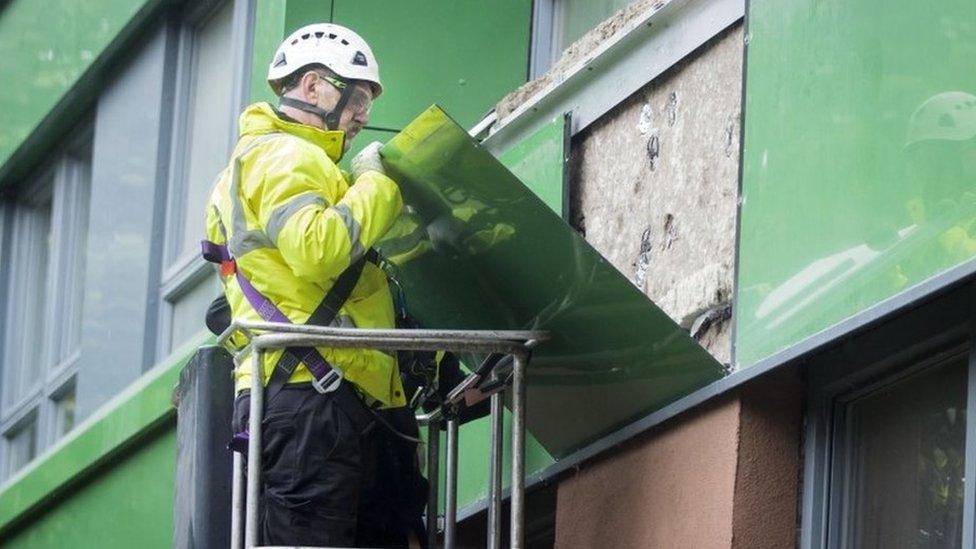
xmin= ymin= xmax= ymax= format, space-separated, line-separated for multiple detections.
xmin=267 ymin=23 xmax=382 ymax=98
xmin=905 ymin=91 xmax=976 ymax=148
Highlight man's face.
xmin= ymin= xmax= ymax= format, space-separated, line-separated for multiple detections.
xmin=310 ymin=73 xmax=373 ymax=150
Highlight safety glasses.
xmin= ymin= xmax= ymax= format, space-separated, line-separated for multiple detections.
xmin=317 ymin=72 xmax=373 ymax=117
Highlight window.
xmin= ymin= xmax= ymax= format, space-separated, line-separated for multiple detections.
xmin=553 ymin=0 xmax=635 ymax=54
xmin=532 ymin=0 xmax=637 ymax=77
xmin=169 ymin=276 xmax=222 ymax=348
xmin=172 ymin=0 xmax=236 ymax=260
xmin=160 ymin=0 xmax=239 ymax=354
xmin=0 ymin=139 xmax=91 ymax=479
xmin=1 ymin=187 xmax=52 ymax=411
xmin=833 ymin=357 xmax=966 ymax=548
xmin=51 ymin=385 xmax=76 ymax=439
xmin=802 ymin=286 xmax=976 ymax=549
xmin=5 ymin=418 xmax=38 ymax=477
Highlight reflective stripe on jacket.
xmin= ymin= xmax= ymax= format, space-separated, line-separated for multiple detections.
xmin=206 ymin=102 xmax=406 ymax=407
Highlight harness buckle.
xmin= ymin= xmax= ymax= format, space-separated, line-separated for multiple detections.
xmin=220 ymin=259 xmax=236 ymax=277
xmin=312 ymin=367 xmax=344 ymax=394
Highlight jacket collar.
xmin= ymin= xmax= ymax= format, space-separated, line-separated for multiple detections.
xmin=238 ymin=102 xmax=346 ymax=162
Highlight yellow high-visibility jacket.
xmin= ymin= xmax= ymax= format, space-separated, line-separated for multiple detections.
xmin=205 ymin=102 xmax=406 ymax=407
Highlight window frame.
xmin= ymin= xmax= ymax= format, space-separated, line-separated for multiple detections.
xmin=801 ymin=287 xmax=976 ymax=548
xmin=529 ymin=0 xmax=644 ymax=79
xmin=0 ymin=172 xmax=54 ymax=414
xmin=0 ymin=127 xmax=93 ymax=480
xmin=2 ymin=408 xmax=39 ymax=480
xmin=156 ymin=0 xmax=253 ymax=357
xmin=529 ymin=0 xmax=557 ymax=80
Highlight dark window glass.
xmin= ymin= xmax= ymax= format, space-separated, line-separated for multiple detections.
xmin=7 ymin=419 xmax=38 ymax=474
xmin=55 ymin=386 xmax=76 ymax=437
xmin=840 ymin=358 xmax=967 ymax=548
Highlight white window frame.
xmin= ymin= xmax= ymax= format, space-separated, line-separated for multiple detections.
xmin=0 ymin=130 xmax=92 ymax=480
xmin=156 ymin=0 xmax=254 ymax=356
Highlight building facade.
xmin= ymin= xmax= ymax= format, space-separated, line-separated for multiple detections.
xmin=0 ymin=0 xmax=973 ymax=547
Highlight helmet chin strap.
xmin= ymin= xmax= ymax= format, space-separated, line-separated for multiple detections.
xmin=279 ymin=83 xmax=355 ymax=131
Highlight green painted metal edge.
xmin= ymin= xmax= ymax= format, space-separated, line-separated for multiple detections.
xmin=0 ymin=331 xmax=212 ymax=535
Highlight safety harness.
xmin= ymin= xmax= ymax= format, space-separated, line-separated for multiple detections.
xmin=203 ymin=237 xmax=380 ymax=449
xmin=201 ymin=130 xmax=380 ymax=451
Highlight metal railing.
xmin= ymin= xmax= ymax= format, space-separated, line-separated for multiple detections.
xmin=217 ymin=320 xmax=546 ymax=549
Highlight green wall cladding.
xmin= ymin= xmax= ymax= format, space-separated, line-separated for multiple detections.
xmin=384 ymin=106 xmax=723 ymax=510
xmin=736 ymin=0 xmax=976 ymax=366
xmin=0 ymin=334 xmax=207 ymax=543
xmin=248 ymin=0 xmax=532 ymax=163
xmin=499 ymin=115 xmax=569 ymax=219
xmin=436 ymin=115 xmax=569 ymax=511
xmin=330 ymin=0 xmax=531 ymax=131
xmin=0 ymin=0 xmax=156 ymax=175
xmin=0 ymin=428 xmax=176 ymax=549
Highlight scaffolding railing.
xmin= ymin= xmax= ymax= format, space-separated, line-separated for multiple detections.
xmin=217 ymin=320 xmax=546 ymax=549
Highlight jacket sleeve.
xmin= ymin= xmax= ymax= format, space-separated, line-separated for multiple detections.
xmin=253 ymin=147 xmax=403 ymax=284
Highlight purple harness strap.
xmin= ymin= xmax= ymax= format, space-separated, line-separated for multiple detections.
xmin=203 ymin=240 xmax=336 ymax=381
xmin=205 ymin=239 xmax=343 ymax=453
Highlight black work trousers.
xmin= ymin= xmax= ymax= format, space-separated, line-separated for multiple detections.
xmin=234 ymin=384 xmax=412 ymax=548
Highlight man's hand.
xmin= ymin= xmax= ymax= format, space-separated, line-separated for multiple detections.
xmin=351 ymin=141 xmax=386 ymax=180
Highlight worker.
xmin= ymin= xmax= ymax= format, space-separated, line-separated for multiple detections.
xmin=201 ymin=23 xmax=425 ymax=547
xmin=894 ymin=91 xmax=976 ymax=285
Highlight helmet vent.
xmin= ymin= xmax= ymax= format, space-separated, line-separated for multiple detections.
xmin=269 ymin=24 xmax=382 ymax=98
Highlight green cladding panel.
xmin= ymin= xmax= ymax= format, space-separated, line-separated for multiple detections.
xmin=0 ymin=0 xmax=156 ymax=174
xmin=736 ymin=0 xmax=976 ymax=366
xmin=331 ymin=0 xmax=532 ymax=131
xmin=0 ymin=428 xmax=176 ymax=549
xmin=381 ymin=106 xmax=724 ymax=463
xmin=249 ymin=0 xmax=288 ymax=105
xmin=0 ymin=334 xmax=206 ymax=541
xmin=499 ymin=115 xmax=570 ymax=218
xmin=440 ymin=115 xmax=569 ymax=510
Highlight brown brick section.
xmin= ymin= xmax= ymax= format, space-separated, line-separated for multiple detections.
xmin=553 ymin=368 xmax=804 ymax=549
xmin=554 ymin=396 xmax=740 ymax=549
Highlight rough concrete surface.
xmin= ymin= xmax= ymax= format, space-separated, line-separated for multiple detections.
xmin=731 ymin=368 xmax=804 ymax=549
xmin=554 ymin=396 xmax=741 ymax=549
xmin=569 ymin=24 xmax=743 ymax=365
xmin=497 ymin=0 xmax=674 ymax=120
xmin=553 ymin=366 xmax=805 ymax=549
